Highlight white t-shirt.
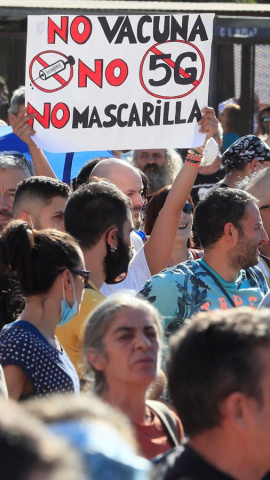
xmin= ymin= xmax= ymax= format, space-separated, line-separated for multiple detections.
xmin=131 ymin=230 xmax=143 ymax=252
xmin=100 ymin=245 xmax=150 ymax=296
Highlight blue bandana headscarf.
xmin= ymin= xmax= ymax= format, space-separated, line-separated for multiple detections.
xmin=222 ymin=135 xmax=270 ymax=172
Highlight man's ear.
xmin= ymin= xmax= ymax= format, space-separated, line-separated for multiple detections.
xmin=85 ymin=347 xmax=106 ymax=371
xmin=18 ymin=211 xmax=31 ymax=223
xmin=249 ymin=158 xmax=260 ymax=173
xmin=221 ymin=392 xmax=257 ymax=431
xmin=224 ymin=222 xmax=238 ymax=245
xmin=106 ymin=227 xmax=119 ymax=251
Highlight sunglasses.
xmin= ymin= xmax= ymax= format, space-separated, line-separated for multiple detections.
xmin=70 ymin=269 xmax=90 ymax=285
xmin=183 ymin=202 xmax=194 ymax=214
xmin=261 ymin=117 xmax=270 ymax=123
xmin=260 ymin=205 xmax=270 ymax=211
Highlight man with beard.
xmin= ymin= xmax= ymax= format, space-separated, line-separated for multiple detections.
xmin=140 ymin=188 xmax=269 ymax=339
xmin=131 ymin=148 xmax=182 ymax=196
xmin=56 ymin=181 xmax=133 ymax=375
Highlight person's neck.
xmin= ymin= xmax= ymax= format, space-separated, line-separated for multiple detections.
xmin=189 ymin=432 xmax=264 ymax=480
xmin=82 ymin=246 xmax=106 ymax=289
xmin=102 ymin=384 xmax=148 ymax=423
xmin=19 ymin=297 xmax=59 ymax=339
xmin=203 ymin=251 xmax=239 ymax=282
xmin=222 ymin=171 xmax=246 ymax=189
xmin=168 ymin=239 xmax=190 ymax=267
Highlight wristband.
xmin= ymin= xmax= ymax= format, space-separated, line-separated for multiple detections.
xmin=185 ymin=160 xmax=201 ymax=169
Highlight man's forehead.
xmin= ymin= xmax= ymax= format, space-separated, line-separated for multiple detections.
xmin=41 ymin=195 xmax=67 ymax=211
xmin=0 ymin=167 xmax=28 ymax=189
xmin=138 ymin=149 xmax=166 ymax=156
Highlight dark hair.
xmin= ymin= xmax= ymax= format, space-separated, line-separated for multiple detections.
xmin=0 ymin=220 xmax=81 ymax=296
xmin=193 ymin=188 xmax=256 ymax=248
xmin=139 ymin=169 xmax=149 ymax=200
xmin=73 ymin=157 xmax=108 ymax=190
xmin=13 ymin=176 xmax=70 ymax=214
xmin=144 ymin=186 xmax=171 ymax=235
xmin=168 ymin=308 xmax=270 ymax=436
xmin=65 ymin=182 xmax=131 ymax=249
xmin=144 ymin=186 xmax=194 ymax=247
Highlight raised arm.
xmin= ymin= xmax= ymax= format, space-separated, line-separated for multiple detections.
xmin=12 ymin=107 xmax=57 ymax=179
xmin=144 ymin=107 xmax=218 ymax=275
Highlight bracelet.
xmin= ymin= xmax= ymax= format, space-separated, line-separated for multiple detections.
xmin=185 ymin=160 xmax=201 ymax=169
xmin=186 ymin=154 xmax=202 ymax=162
xmin=188 ymin=148 xmax=203 ymax=157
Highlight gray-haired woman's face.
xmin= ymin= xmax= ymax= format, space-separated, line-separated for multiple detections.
xmin=91 ymin=306 xmax=160 ymax=390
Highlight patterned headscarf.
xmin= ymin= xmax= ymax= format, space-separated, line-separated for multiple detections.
xmin=222 ymin=135 xmax=270 ymax=172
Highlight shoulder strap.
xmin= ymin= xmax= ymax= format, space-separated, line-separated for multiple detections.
xmin=199 ymin=262 xmax=236 ymax=308
xmin=146 ymin=400 xmax=180 ymax=447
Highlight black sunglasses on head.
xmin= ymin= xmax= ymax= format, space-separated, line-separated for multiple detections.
xmin=70 ymin=269 xmax=90 ymax=285
xmin=183 ymin=202 xmax=194 ymax=214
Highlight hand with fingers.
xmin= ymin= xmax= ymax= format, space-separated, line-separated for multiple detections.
xmin=185 ymin=107 xmax=219 ymax=170
xmin=12 ymin=107 xmax=37 ymax=147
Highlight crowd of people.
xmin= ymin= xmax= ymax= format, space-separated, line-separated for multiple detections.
xmin=1 ymin=83 xmax=270 ymax=480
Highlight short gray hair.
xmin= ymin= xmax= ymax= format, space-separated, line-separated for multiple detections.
xmin=8 ymin=85 xmax=25 ymax=115
xmin=0 ymin=152 xmax=34 ymax=177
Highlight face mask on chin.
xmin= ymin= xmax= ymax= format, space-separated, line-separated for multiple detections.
xmin=104 ymin=230 xmax=132 ymax=284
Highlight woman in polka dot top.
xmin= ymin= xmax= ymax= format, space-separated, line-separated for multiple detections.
xmin=0 ymin=220 xmax=88 ymax=400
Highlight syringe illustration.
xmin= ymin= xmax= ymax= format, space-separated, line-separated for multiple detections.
xmin=34 ymin=55 xmax=75 ymax=81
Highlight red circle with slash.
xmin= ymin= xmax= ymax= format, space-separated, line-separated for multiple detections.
xmin=29 ymin=50 xmax=74 ymax=93
xmin=140 ymin=40 xmax=205 ymax=99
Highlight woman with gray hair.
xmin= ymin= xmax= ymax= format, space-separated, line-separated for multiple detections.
xmin=83 ymin=293 xmax=183 ymax=460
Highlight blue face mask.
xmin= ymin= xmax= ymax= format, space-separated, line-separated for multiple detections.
xmin=58 ymin=276 xmax=78 ymax=327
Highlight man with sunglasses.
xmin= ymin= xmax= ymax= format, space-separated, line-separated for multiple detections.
xmin=259 ymin=106 xmax=270 ymax=147
xmin=140 ymin=187 xmax=268 ymax=339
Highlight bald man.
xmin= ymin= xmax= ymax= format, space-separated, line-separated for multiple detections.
xmin=91 ymin=159 xmax=144 ymax=231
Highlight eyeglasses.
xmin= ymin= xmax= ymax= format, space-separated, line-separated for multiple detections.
xmin=261 ymin=117 xmax=270 ymax=123
xmin=260 ymin=205 xmax=270 ymax=211
xmin=70 ymin=269 xmax=90 ymax=285
xmin=183 ymin=202 xmax=194 ymax=214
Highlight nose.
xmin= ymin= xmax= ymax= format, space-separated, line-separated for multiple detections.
xmin=133 ymin=193 xmax=144 ymax=209
xmin=135 ymin=332 xmax=151 ymax=350
xmin=260 ymin=226 xmax=269 ymax=245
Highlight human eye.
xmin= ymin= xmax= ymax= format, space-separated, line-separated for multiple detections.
xmin=145 ymin=328 xmax=157 ymax=340
xmin=117 ymin=330 xmax=133 ymax=341
xmin=7 ymin=190 xmax=15 ymax=198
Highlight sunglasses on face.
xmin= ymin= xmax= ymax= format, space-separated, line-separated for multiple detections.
xmin=260 ymin=205 xmax=270 ymax=211
xmin=182 ymin=202 xmax=194 ymax=214
xmin=70 ymin=269 xmax=90 ymax=285
xmin=261 ymin=117 xmax=270 ymax=123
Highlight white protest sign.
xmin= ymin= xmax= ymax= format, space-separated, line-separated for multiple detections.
xmin=25 ymin=14 xmax=214 ymax=152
